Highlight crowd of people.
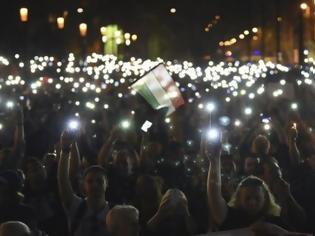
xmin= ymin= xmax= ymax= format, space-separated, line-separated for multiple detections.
xmin=0 ymin=55 xmax=314 ymax=236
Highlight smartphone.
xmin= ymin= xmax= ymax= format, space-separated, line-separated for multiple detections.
xmin=141 ymin=120 xmax=152 ymax=132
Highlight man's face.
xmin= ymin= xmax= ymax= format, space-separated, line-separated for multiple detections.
xmin=84 ymin=171 xmax=107 ymax=198
xmin=244 ymin=157 xmax=259 ymax=176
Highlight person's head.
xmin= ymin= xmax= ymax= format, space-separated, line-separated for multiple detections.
xmin=251 ymin=135 xmax=270 ymax=155
xmin=106 ymin=205 xmax=139 ymax=236
xmin=0 ymin=221 xmax=31 ymax=236
xmin=113 ymin=150 xmax=133 ymax=176
xmin=83 ymin=165 xmax=107 ymax=199
xmin=244 ymin=156 xmax=261 ymax=176
xmin=228 ymin=176 xmax=281 ymax=217
xmin=160 ymin=189 xmax=188 ymax=216
xmin=24 ymin=158 xmax=47 ymax=189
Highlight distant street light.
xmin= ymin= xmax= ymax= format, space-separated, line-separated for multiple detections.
xmin=20 ymin=8 xmax=28 ymax=22
xmin=57 ymin=17 xmax=64 ymax=29
xmin=79 ymin=23 xmax=87 ymax=37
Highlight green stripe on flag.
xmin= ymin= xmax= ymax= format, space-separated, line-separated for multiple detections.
xmin=136 ymin=83 xmax=161 ymax=109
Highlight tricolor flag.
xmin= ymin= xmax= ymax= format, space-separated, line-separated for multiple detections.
xmin=131 ymin=64 xmax=184 ymax=116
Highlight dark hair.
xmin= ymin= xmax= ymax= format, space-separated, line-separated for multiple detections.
xmin=83 ymin=165 xmax=107 ymax=180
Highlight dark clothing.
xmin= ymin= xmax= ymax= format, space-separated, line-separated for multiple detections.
xmin=0 ymin=203 xmax=37 ymax=229
xmin=219 ymin=207 xmax=286 ymax=231
xmin=290 ymin=163 xmax=315 ymax=233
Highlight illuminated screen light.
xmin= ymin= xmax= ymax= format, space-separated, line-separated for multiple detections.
xmin=170 ymin=8 xmax=177 ymax=13
xmin=6 ymin=101 xmax=14 ymax=109
xmin=244 ymin=107 xmax=252 ymax=115
xmin=68 ymin=119 xmax=80 ymax=130
xmin=264 ymin=124 xmax=271 ymax=131
xmin=121 ymin=120 xmax=130 ymax=129
xmin=206 ymin=102 xmax=216 ymax=112
xmin=234 ymin=120 xmax=241 ymax=127
xmin=207 ymin=128 xmax=220 ymax=141
xmin=291 ymin=103 xmax=298 ymax=110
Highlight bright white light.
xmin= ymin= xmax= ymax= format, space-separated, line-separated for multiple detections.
xmin=264 ymin=124 xmax=271 ymax=131
xmin=291 ymin=103 xmax=298 ymax=110
xmin=244 ymin=107 xmax=252 ymax=115
xmin=206 ymin=102 xmax=216 ymax=113
xmin=6 ymin=101 xmax=14 ymax=109
xmin=68 ymin=120 xmax=79 ymax=130
xmin=165 ymin=118 xmax=171 ymax=124
xmin=280 ymin=79 xmax=286 ymax=85
xmin=207 ymin=128 xmax=220 ymax=141
xmin=141 ymin=120 xmax=152 ymax=132
xmin=0 ymin=123 xmax=3 ymax=130
xmin=104 ymin=104 xmax=109 ymax=109
xmin=121 ymin=120 xmax=130 ymax=129
xmin=234 ymin=119 xmax=241 ymax=127
xmin=170 ymin=8 xmax=176 ymax=13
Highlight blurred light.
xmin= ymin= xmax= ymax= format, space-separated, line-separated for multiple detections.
xmin=244 ymin=107 xmax=252 ymax=115
xmin=234 ymin=119 xmax=241 ymax=127
xmin=244 ymin=30 xmax=250 ymax=35
xmin=170 ymin=8 xmax=176 ymax=13
xmin=300 ymin=3 xmax=308 ymax=10
xmin=165 ymin=118 xmax=171 ymax=124
xmin=79 ymin=23 xmax=87 ymax=37
xmin=219 ymin=116 xmax=230 ymax=126
xmin=57 ymin=17 xmax=64 ymax=29
xmin=252 ymin=27 xmax=258 ymax=33
xmin=68 ymin=119 xmax=79 ymax=130
xmin=6 ymin=101 xmax=14 ymax=109
xmin=207 ymin=128 xmax=220 ymax=141
xmin=100 ymin=27 xmax=107 ymax=35
xmin=264 ymin=124 xmax=271 ymax=131
xmin=206 ymin=102 xmax=216 ymax=113
xmin=77 ymin=8 xmax=84 ymax=13
xmin=291 ymin=103 xmax=298 ymax=110
xmin=131 ymin=34 xmax=137 ymax=41
xmin=121 ymin=120 xmax=130 ymax=129
xmin=239 ymin=34 xmax=245 ymax=39
xmin=20 ymin=8 xmax=28 ymax=22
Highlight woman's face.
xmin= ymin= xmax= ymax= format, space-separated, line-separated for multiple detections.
xmin=239 ymin=186 xmax=266 ymax=216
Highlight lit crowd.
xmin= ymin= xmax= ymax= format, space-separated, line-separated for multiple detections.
xmin=0 ymin=53 xmax=314 ymax=236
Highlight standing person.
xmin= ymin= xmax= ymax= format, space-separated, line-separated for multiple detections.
xmin=58 ymin=131 xmax=110 ymax=236
xmin=206 ymin=134 xmax=286 ymax=230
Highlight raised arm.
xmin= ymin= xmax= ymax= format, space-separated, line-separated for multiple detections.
xmin=97 ymin=127 xmax=118 ymax=166
xmin=57 ymin=131 xmax=80 ymax=211
xmin=69 ymin=141 xmax=81 ymax=181
xmin=287 ymin=123 xmax=302 ymax=167
xmin=205 ymin=134 xmax=228 ymax=226
xmin=9 ymin=105 xmax=25 ymax=169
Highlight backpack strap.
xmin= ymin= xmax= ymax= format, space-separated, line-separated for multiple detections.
xmin=70 ymin=200 xmax=87 ymax=236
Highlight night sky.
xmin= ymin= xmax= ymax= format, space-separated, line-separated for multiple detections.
xmin=0 ymin=0 xmax=296 ymax=58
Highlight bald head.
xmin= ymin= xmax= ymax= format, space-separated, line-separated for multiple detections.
xmin=0 ymin=221 xmax=31 ymax=236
